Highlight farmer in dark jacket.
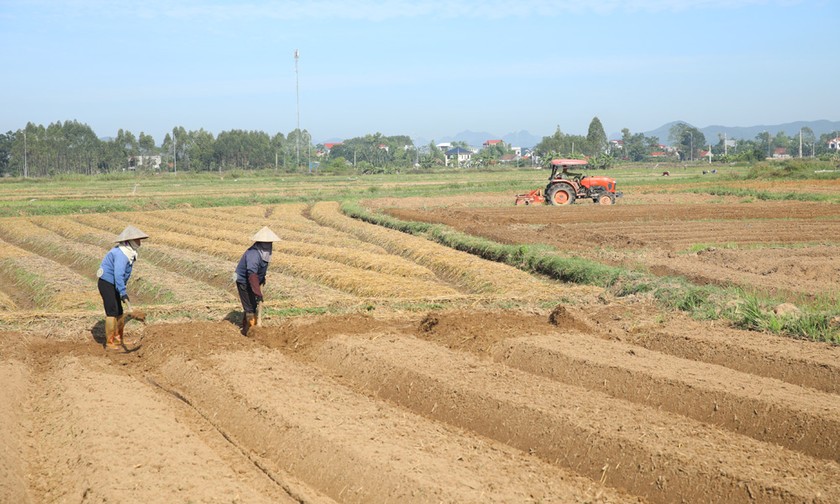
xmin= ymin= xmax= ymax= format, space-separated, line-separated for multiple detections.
xmin=235 ymin=226 xmax=280 ymax=335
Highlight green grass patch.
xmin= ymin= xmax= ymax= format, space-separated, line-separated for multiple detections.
xmin=0 ymin=169 xmax=543 ymax=217
xmin=743 ymin=159 xmax=839 ymax=179
xmin=389 ymin=301 xmax=448 ymax=312
xmin=3 ymin=161 xmax=838 ymax=217
xmin=691 ymin=187 xmax=831 ymax=202
xmin=733 ymin=295 xmax=839 ymax=344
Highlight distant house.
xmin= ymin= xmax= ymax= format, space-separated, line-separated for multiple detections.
xmin=445 ymin=147 xmax=472 ymax=167
xmin=317 ymin=142 xmax=343 ymax=157
xmin=483 ymin=139 xmax=503 ymax=148
xmin=128 ymin=155 xmax=162 ymax=170
xmin=828 ymin=137 xmax=840 ymax=150
xmin=772 ymin=147 xmax=790 ymax=159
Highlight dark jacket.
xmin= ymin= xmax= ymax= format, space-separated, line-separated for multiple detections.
xmin=235 ymin=243 xmax=270 ymax=295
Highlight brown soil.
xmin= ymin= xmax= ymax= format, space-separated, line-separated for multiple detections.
xmin=2 ymin=300 xmax=840 ymax=503
xmin=2 ymin=194 xmax=840 ymax=502
xmin=383 ymin=200 xmax=840 ymax=302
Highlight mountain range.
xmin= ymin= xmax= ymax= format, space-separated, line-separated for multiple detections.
xmin=429 ymin=119 xmax=840 ymax=149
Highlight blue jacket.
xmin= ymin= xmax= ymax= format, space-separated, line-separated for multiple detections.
xmin=235 ymin=245 xmax=269 ymax=285
xmin=99 ymin=246 xmax=134 ymax=297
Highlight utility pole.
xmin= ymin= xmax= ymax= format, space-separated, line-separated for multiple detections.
xmin=173 ymin=132 xmax=177 ymax=175
xmin=295 ymin=49 xmax=301 ymax=172
xmin=23 ymin=130 xmax=28 ymax=178
xmin=799 ymin=128 xmax=803 ymax=158
xmin=765 ymin=131 xmax=770 ymax=158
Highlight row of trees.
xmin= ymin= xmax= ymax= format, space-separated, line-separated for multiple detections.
xmin=533 ymin=117 xmax=609 ymax=159
xmin=0 ymin=121 xmax=323 ymax=177
xmin=665 ymin=123 xmax=833 ymax=163
xmin=0 ymin=121 xmax=467 ymax=177
xmin=534 ymin=117 xmax=839 ymax=166
xmin=318 ymin=133 xmax=422 ymax=174
xmin=2 ymin=119 xmax=838 ymax=177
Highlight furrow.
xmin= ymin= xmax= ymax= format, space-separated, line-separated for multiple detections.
xmin=152 ymin=343 xmax=636 ymax=503
xmin=492 ymin=332 xmax=840 ymax=462
xmin=312 ymin=334 xmax=840 ymax=504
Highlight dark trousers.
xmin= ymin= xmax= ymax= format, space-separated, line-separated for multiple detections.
xmin=98 ymin=278 xmax=123 ymax=317
xmin=237 ymin=282 xmax=257 ymax=314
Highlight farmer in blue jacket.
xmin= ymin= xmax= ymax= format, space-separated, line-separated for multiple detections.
xmin=97 ymin=225 xmax=149 ymax=350
xmin=235 ymin=226 xmax=281 ymax=335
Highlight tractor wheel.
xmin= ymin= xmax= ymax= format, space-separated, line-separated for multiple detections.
xmin=547 ymin=185 xmax=575 ymax=206
xmin=597 ymin=193 xmax=616 ymax=205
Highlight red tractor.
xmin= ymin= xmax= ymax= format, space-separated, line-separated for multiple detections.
xmin=514 ymin=159 xmax=622 ymax=206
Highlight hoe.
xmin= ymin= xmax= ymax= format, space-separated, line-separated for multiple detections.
xmin=515 ymin=158 xmax=623 ymax=206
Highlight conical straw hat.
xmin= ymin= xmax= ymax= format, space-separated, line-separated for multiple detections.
xmin=114 ymin=225 xmax=149 ymax=242
xmin=251 ymin=226 xmax=281 ymax=242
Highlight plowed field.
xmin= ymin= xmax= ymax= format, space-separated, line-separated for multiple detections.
xmin=379 ymin=191 xmax=840 ymax=303
xmin=2 ymin=189 xmax=840 ymax=503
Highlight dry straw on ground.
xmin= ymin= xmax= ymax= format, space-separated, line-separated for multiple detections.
xmin=310 ymin=201 xmax=549 ymax=297
xmin=193 ymin=205 xmax=387 ymax=254
xmin=0 ymin=236 xmax=98 ymax=310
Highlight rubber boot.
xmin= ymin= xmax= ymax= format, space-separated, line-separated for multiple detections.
xmin=115 ymin=315 xmax=126 ymax=347
xmin=105 ymin=316 xmax=119 ymax=350
xmin=244 ymin=313 xmax=256 ymax=336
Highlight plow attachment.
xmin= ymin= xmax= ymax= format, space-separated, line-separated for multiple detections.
xmin=514 ymin=189 xmax=545 ymax=206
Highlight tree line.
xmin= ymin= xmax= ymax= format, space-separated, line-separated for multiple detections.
xmin=2 ymin=118 xmax=838 ymax=178
xmin=534 ymin=118 xmax=839 ymax=166
xmin=0 ymin=121 xmax=321 ymax=177
xmin=0 ymin=121 xmax=478 ymax=177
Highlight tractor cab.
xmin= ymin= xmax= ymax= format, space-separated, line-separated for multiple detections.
xmin=547 ymin=158 xmax=589 ymax=187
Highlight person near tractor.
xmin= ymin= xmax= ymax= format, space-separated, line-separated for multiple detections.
xmin=97 ymin=225 xmax=149 ymax=350
xmin=235 ymin=226 xmax=281 ymax=335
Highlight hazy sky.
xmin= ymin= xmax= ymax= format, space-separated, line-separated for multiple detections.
xmin=1 ymin=0 xmax=837 ymax=144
